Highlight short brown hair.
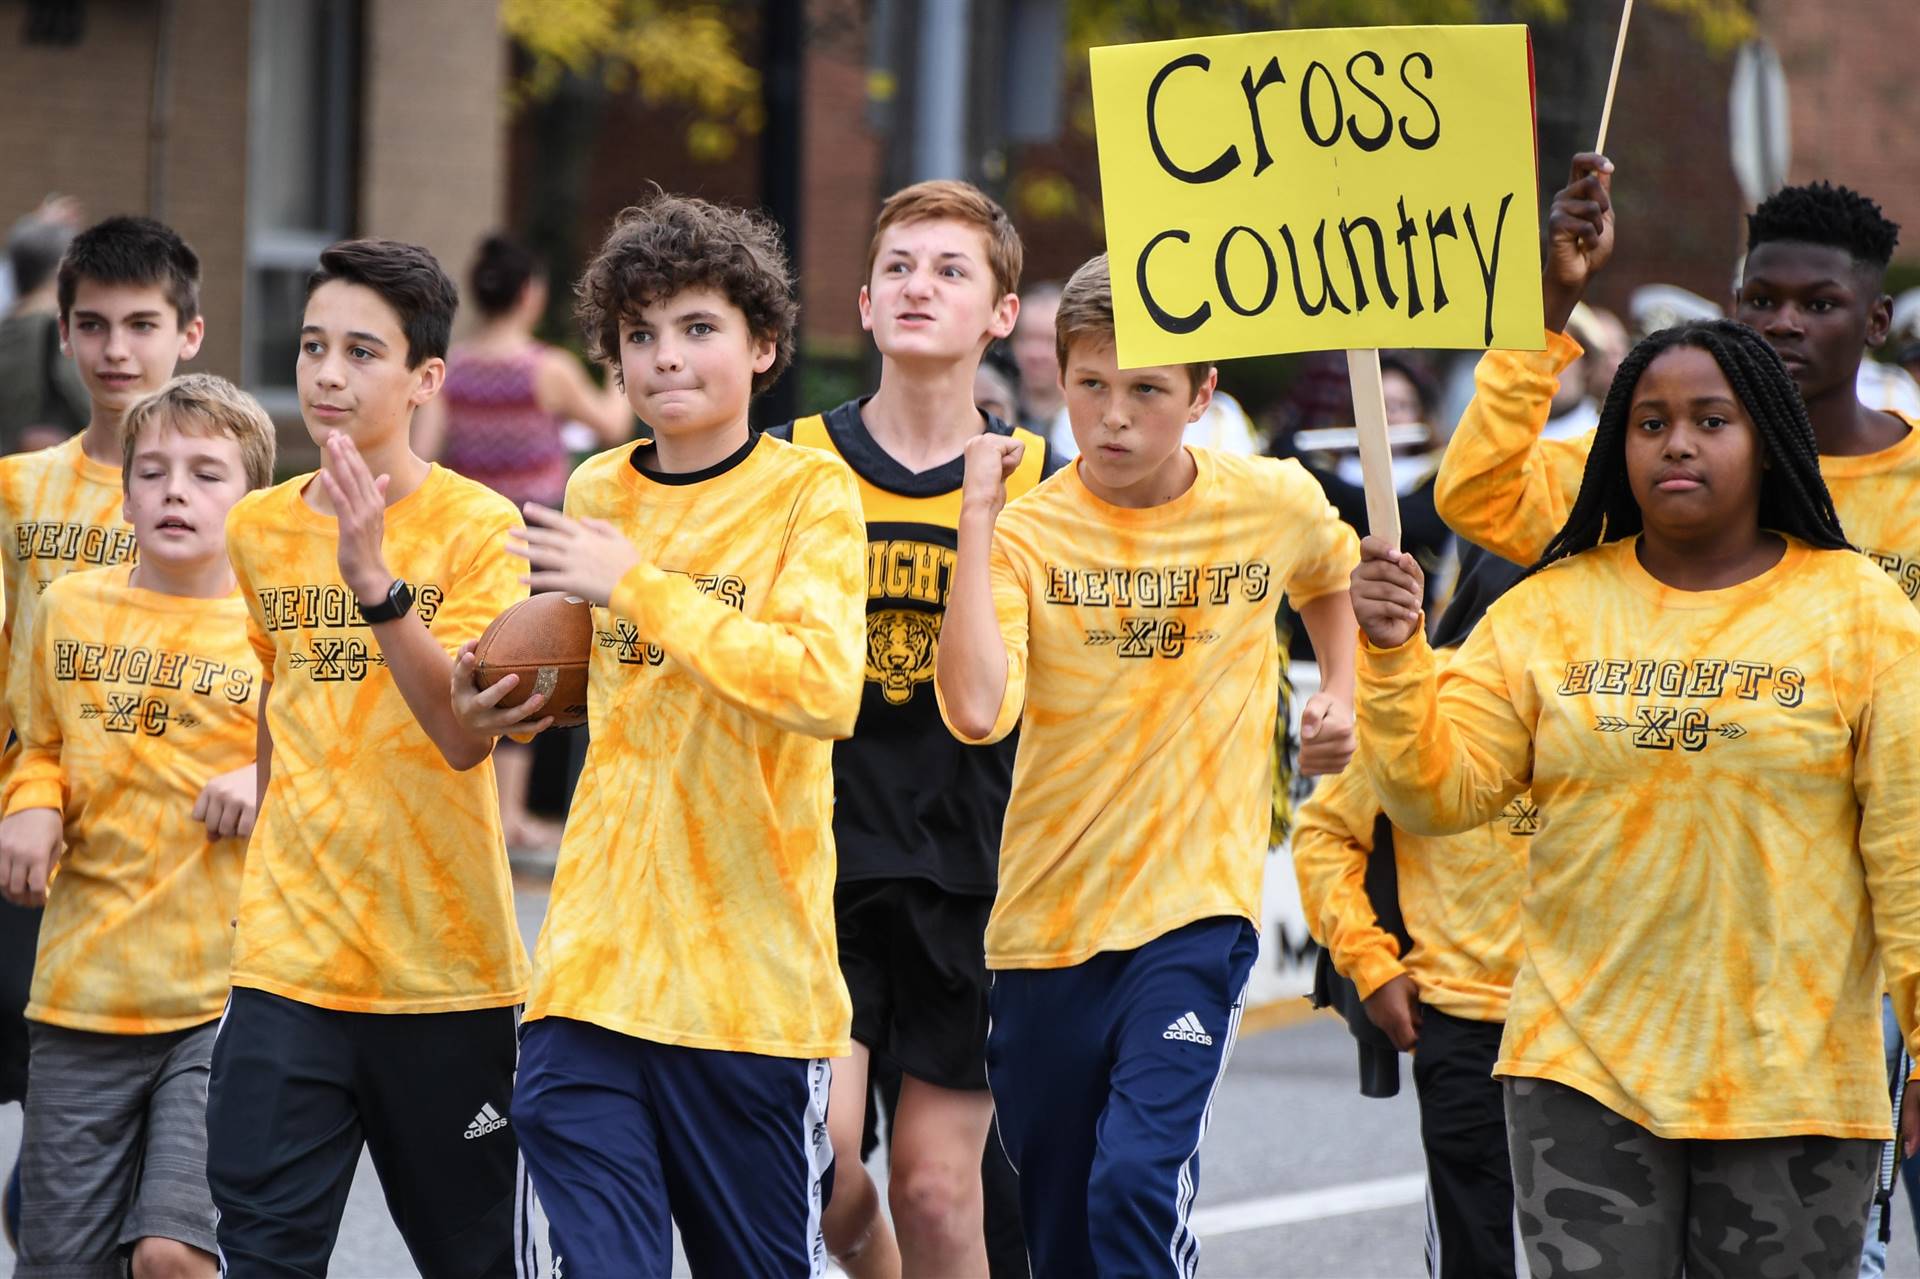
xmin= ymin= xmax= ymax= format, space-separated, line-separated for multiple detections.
xmin=121 ymin=374 xmax=277 ymax=491
xmin=58 ymin=216 xmax=201 ymax=326
xmin=307 ymin=239 xmax=458 ymax=368
xmin=1055 ymin=254 xmax=1210 ymax=392
xmin=866 ymin=180 xmax=1023 ymax=301
xmin=576 ymin=191 xmax=797 ymax=398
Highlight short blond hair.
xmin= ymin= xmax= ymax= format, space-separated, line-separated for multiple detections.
xmin=1055 ymin=254 xmax=1211 ymax=393
xmin=866 ymin=180 xmax=1023 ymax=301
xmin=121 ymin=374 xmax=277 ymax=491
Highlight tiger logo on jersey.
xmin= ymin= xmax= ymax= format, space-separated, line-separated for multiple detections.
xmin=866 ymin=609 xmax=940 ymax=705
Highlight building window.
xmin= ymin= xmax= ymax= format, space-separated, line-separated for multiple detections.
xmin=245 ymin=0 xmax=359 ymax=411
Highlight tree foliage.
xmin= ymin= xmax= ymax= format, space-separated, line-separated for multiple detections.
xmin=502 ymin=0 xmax=763 ymax=159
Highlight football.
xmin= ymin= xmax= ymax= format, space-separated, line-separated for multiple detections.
xmin=473 ymin=592 xmax=594 ymax=728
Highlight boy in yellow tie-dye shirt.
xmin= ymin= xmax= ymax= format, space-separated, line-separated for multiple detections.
xmin=936 ymin=254 xmax=1359 ymax=1277
xmin=0 ymin=216 xmax=205 ymax=1232
xmin=207 ymin=241 xmax=533 ymax=1276
xmin=452 ymin=193 xmax=864 ymax=1275
xmin=1354 ymin=319 xmax=1920 ymax=1278
xmin=0 ymin=376 xmax=270 ymax=1278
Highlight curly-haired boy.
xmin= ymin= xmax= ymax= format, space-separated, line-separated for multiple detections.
xmin=452 ymin=191 xmax=866 ymax=1274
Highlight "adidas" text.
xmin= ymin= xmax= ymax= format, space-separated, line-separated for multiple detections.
xmin=1163 ymin=1012 xmax=1214 ymax=1046
xmin=464 ymin=1102 xmax=509 ymax=1140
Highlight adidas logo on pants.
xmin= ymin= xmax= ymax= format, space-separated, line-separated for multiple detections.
xmin=1163 ymin=1012 xmax=1214 ymax=1046
xmin=465 ymin=1102 xmax=509 ymax=1140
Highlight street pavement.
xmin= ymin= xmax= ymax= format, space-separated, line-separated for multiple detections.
xmin=4 ymin=875 xmax=1916 ymax=1277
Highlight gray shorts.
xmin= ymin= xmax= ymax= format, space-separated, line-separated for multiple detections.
xmin=1505 ymin=1076 xmax=1877 ymax=1279
xmin=18 ymin=1018 xmax=220 ymax=1277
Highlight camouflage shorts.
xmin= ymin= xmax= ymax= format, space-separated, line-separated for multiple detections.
xmin=1504 ymin=1077 xmax=1876 ymax=1279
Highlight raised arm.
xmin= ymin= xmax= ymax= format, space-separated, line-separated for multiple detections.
xmin=1433 ymin=153 xmax=1614 ymax=563
xmin=321 ymin=433 xmax=502 ymax=771
xmin=936 ymin=434 xmax=1030 ymax=745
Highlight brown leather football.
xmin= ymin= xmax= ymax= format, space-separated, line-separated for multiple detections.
xmin=473 ymin=592 xmax=593 ymax=728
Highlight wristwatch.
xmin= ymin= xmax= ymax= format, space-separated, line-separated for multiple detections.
xmin=358 ymin=578 xmax=416 ymax=625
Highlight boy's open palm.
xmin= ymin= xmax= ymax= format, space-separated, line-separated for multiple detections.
xmin=193 ymin=764 xmax=259 ymax=840
xmin=1351 ymin=536 xmax=1425 ymax=650
xmin=0 ymin=808 xmax=62 ymax=906
xmin=318 ymin=432 xmax=393 ymax=601
xmin=961 ymin=435 xmax=1025 ymax=520
xmin=511 ymin=503 xmax=639 ymax=607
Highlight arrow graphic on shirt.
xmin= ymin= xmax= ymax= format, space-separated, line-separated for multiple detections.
xmin=1594 ymin=716 xmax=1631 ymax=732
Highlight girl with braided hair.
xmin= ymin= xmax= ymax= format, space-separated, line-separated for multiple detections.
xmin=1350 ymin=319 xmax=1920 ymax=1277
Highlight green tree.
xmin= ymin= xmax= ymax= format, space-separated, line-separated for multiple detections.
xmin=502 ymin=0 xmax=763 ymax=160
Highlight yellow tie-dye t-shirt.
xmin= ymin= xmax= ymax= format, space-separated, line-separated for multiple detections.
xmin=4 ymin=566 xmax=256 ymax=1033
xmin=225 ymin=465 xmax=530 ymax=1013
xmin=1292 ymin=740 xmax=1527 ymax=1023
xmin=525 ymin=435 xmax=865 ymax=1058
xmin=1434 ymin=331 xmax=1920 ymax=606
xmin=1357 ymin=537 xmax=1920 ymax=1139
xmin=0 ymin=435 xmax=134 ymax=761
xmin=943 ymin=449 xmax=1358 ymax=970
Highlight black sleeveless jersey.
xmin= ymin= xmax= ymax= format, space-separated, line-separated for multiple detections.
xmin=769 ymin=399 xmax=1056 ymax=894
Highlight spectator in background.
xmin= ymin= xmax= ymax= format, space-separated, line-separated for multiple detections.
xmin=1010 ymin=281 xmax=1062 ymax=435
xmin=974 ymin=340 xmax=1020 ymax=426
xmin=1572 ymin=303 xmax=1630 ymax=411
xmin=414 ymin=233 xmax=631 ymax=509
xmin=1275 ymin=353 xmax=1456 ymax=620
xmin=0 ymin=215 xmax=88 ymax=454
xmin=414 ymin=232 xmax=632 ymax=851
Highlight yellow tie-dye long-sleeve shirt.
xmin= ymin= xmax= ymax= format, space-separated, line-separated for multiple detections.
xmin=1358 ymin=537 xmax=1920 ymax=1139
xmin=4 ymin=565 xmax=255 ymax=1033
xmin=225 ymin=465 xmax=530 ymax=1013
xmin=0 ymin=436 xmax=135 ymax=772
xmin=942 ymin=449 xmax=1358 ymax=970
xmin=1292 ymin=737 xmax=1528 ymax=1023
xmin=524 ymin=435 xmax=866 ymax=1059
xmin=1433 ymin=330 xmax=1920 ymax=606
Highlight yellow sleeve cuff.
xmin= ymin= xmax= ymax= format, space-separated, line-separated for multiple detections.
xmin=4 ymin=779 xmax=64 ymax=818
xmin=1349 ymin=949 xmax=1411 ymax=1001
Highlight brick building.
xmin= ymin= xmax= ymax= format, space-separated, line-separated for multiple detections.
xmin=1 ymin=0 xmax=504 ymax=452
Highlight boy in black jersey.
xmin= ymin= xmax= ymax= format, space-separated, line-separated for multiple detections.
xmin=771 ymin=180 xmax=1050 ymax=1278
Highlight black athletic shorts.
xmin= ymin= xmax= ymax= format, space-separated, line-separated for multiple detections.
xmin=206 ymin=987 xmax=536 ymax=1277
xmin=836 ymin=877 xmax=992 ymax=1091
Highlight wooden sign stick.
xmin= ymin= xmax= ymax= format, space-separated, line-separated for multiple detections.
xmin=1593 ymin=0 xmax=1634 ymax=153
xmin=1346 ymin=348 xmax=1401 ymax=548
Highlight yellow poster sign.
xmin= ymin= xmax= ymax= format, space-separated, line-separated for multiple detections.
xmin=1091 ymin=25 xmax=1544 ymax=366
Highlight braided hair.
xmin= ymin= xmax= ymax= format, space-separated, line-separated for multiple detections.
xmin=1528 ymin=319 xmax=1850 ymax=576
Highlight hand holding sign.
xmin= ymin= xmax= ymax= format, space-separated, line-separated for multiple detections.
xmin=1544 ymin=153 xmax=1617 ymax=333
xmin=1350 ymin=536 xmax=1426 ymax=650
